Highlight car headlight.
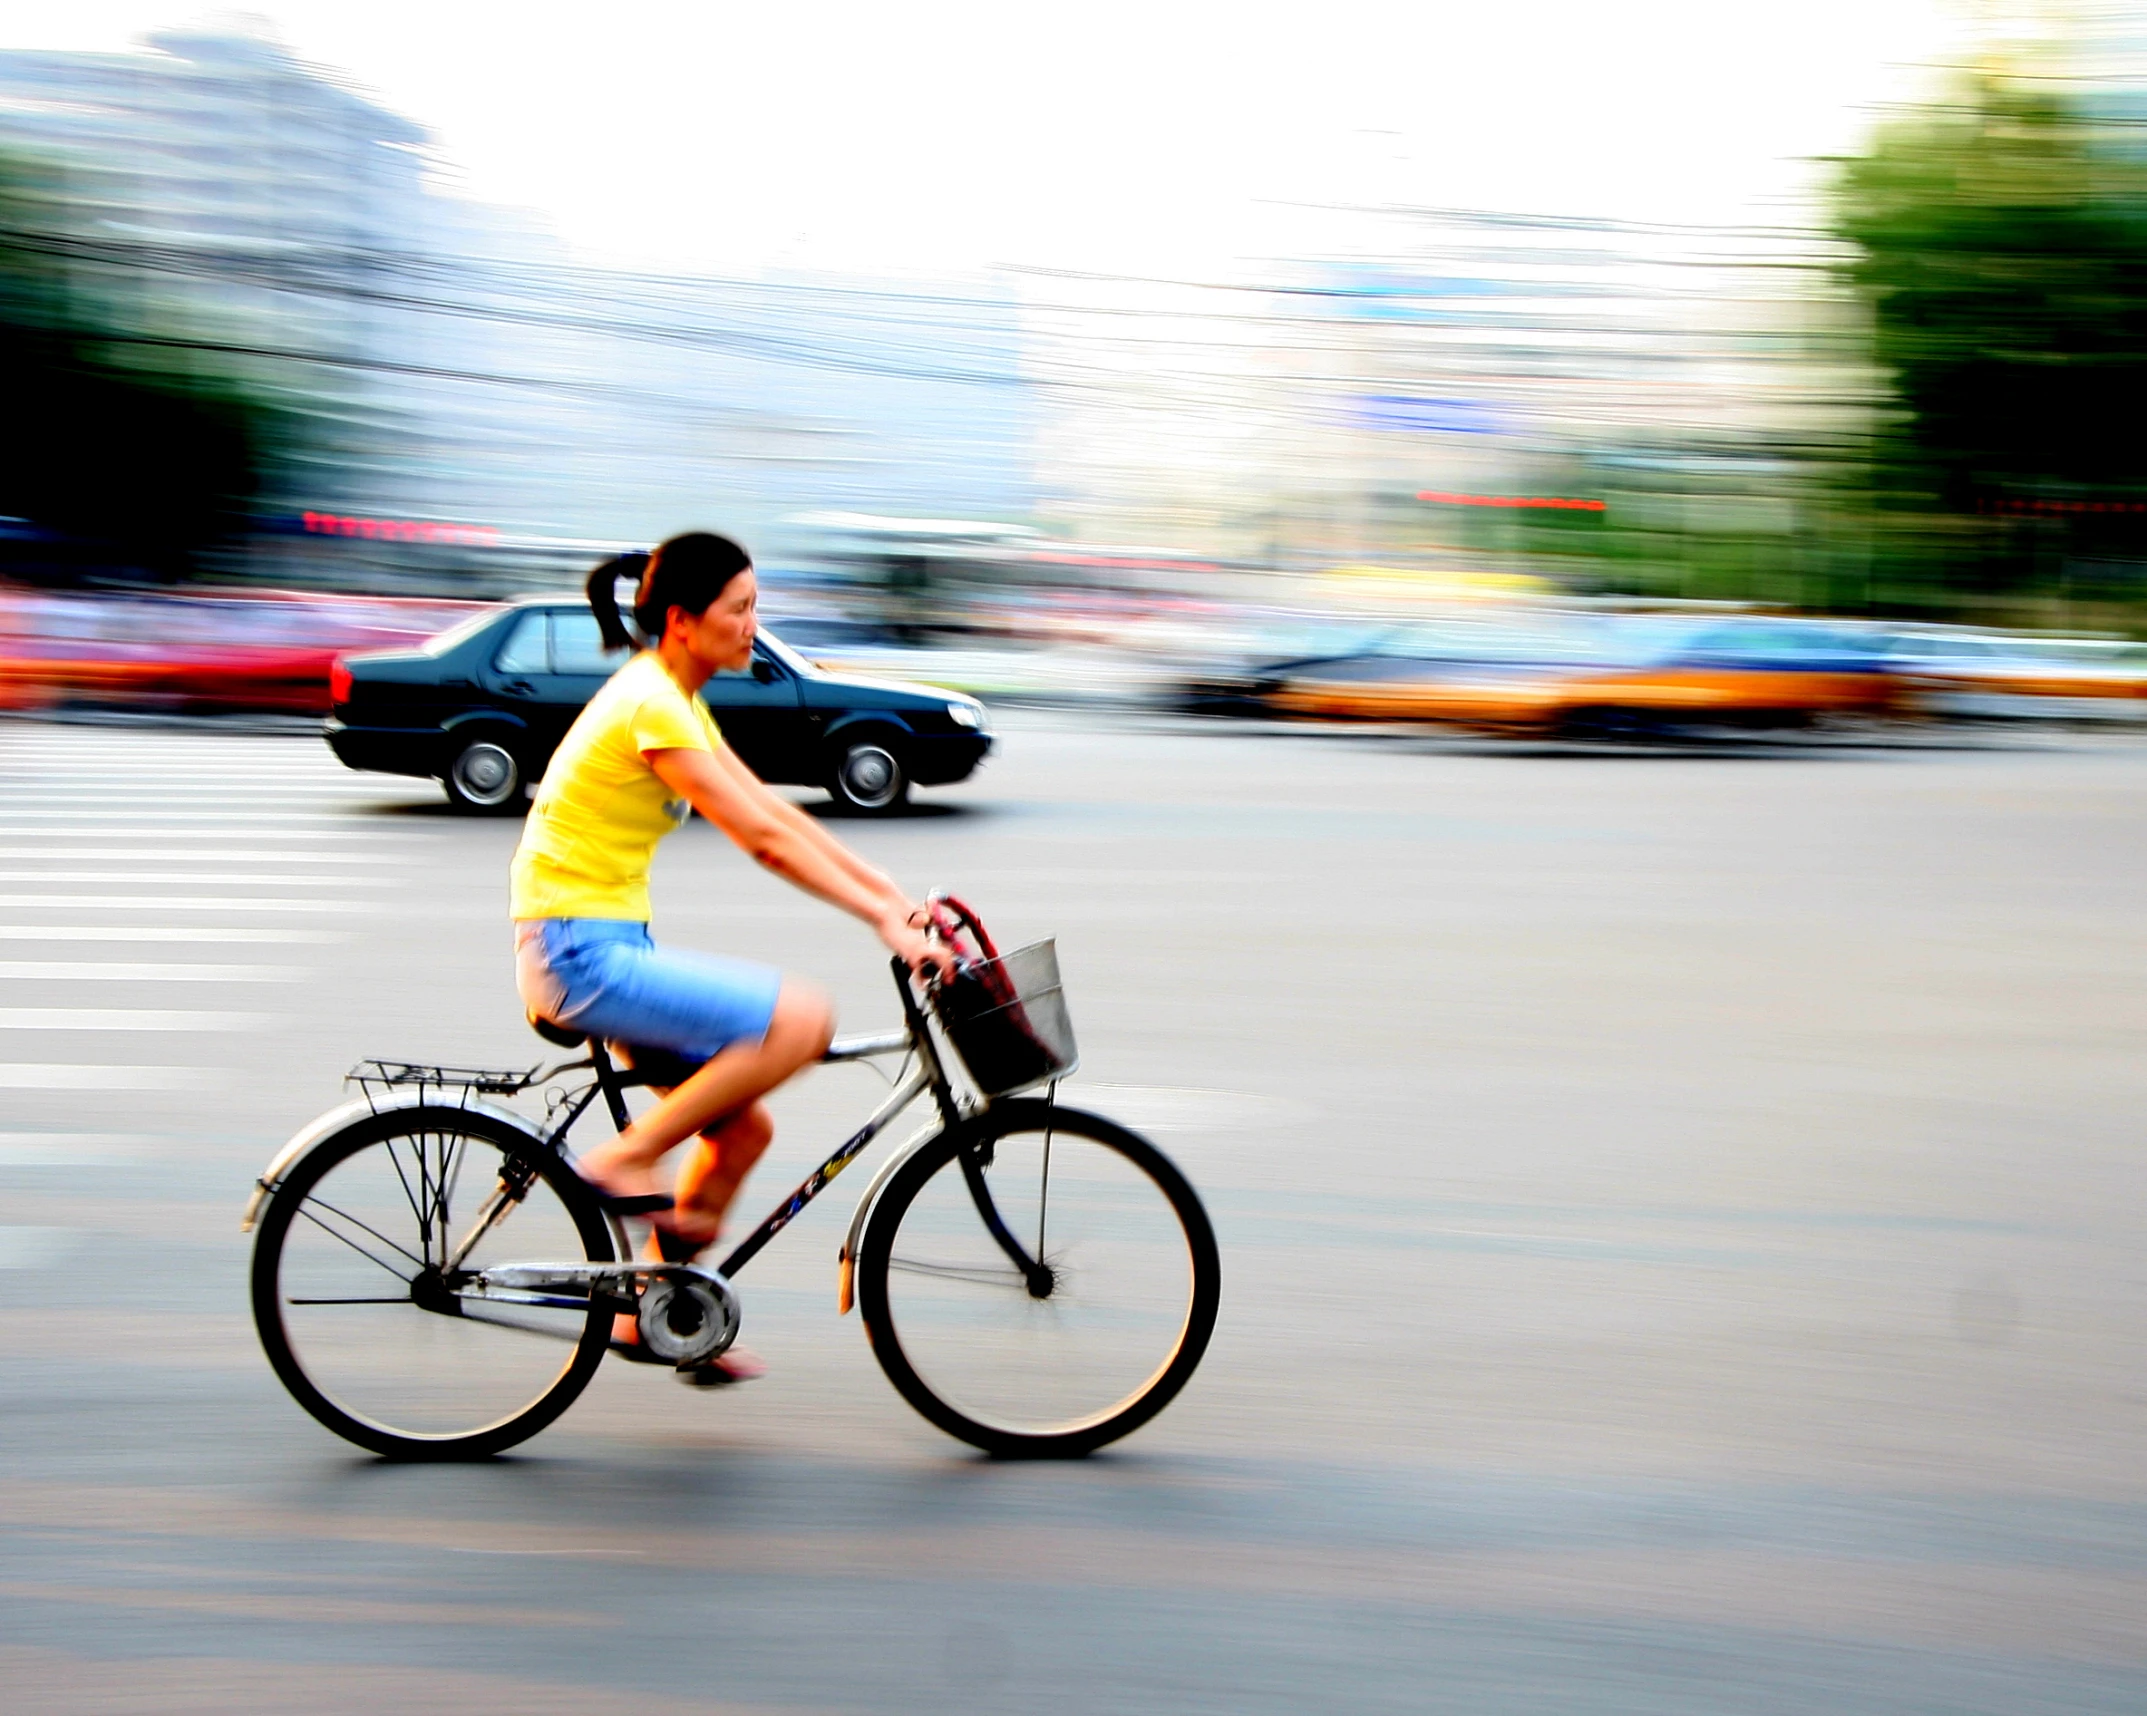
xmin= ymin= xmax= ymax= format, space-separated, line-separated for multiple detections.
xmin=947 ymin=701 xmax=985 ymax=731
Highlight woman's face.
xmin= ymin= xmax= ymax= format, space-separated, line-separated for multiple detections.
xmin=667 ymin=569 xmax=757 ymax=674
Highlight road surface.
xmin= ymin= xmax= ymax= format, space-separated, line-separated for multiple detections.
xmin=1 ymin=711 xmax=2142 ymax=1714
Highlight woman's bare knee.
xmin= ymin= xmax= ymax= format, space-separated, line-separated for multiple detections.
xmin=769 ymin=981 xmax=834 ymax=1062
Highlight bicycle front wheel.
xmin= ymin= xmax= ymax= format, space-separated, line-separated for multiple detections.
xmin=250 ymin=1107 xmax=615 ymax=1459
xmin=857 ymin=1102 xmax=1221 ymax=1457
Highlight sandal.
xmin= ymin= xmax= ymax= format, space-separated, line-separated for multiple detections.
xmin=675 ymin=1348 xmax=766 ymax=1388
xmin=608 ymin=1335 xmax=764 ymax=1386
xmin=651 ymin=1223 xmax=712 ymax=1265
xmin=570 ymin=1162 xmax=675 ymax=1218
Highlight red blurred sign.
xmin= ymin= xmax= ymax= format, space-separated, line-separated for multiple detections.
xmin=302 ymin=511 xmax=501 ymax=546
xmin=1418 ymin=491 xmax=1605 ymax=512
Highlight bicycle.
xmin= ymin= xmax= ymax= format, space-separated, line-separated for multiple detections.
xmin=241 ymin=899 xmax=1222 ymax=1460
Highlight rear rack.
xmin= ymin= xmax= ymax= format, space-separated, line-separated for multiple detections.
xmin=348 ymin=1059 xmax=543 ymax=1103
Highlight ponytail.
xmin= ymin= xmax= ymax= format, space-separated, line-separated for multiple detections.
xmin=586 ymin=534 xmax=752 ymax=651
xmin=585 ymin=551 xmax=650 ymax=652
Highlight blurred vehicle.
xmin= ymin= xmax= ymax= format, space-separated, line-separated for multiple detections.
xmin=1176 ymin=619 xmax=1414 ymax=715
xmin=791 ymin=631 xmax=1164 ymax=706
xmin=324 ymin=601 xmax=992 ymax=813
xmin=1204 ymin=615 xmax=1900 ymax=735
xmin=759 ymin=615 xmax=907 ymax=653
xmin=0 ymin=588 xmax=481 ymax=715
xmin=1884 ymin=630 xmax=2147 ymax=721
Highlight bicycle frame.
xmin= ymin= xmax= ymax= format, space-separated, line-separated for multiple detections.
xmin=245 ymin=957 xmax=1053 ymax=1347
xmin=496 ymin=957 xmax=1050 ymax=1302
xmin=534 ymin=957 xmax=962 ymax=1278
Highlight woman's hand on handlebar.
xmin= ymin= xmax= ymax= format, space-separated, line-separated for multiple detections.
xmin=880 ymin=905 xmax=958 ymax=984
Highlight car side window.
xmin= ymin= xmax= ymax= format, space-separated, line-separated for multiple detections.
xmin=494 ymin=612 xmax=549 ymax=673
xmin=551 ymin=610 xmax=624 ymax=675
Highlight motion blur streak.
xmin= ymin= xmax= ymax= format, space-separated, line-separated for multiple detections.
xmin=0 ymin=20 xmax=2142 ymax=667
xmin=1 ymin=8 xmax=2146 ymax=1716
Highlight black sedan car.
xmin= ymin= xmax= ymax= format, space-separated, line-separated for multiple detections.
xmin=324 ymin=599 xmax=992 ymax=814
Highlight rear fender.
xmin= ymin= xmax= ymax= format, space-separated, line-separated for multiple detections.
xmin=441 ymin=709 xmax=530 ymax=736
xmin=240 ymin=1089 xmax=548 ymax=1233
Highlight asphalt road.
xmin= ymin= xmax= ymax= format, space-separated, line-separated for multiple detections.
xmin=1 ymin=710 xmax=2143 ymax=1715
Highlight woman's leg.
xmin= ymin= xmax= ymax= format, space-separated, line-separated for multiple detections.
xmin=578 ymin=979 xmax=831 ymax=1203
xmin=672 ymin=1101 xmax=776 ymax=1239
xmin=608 ymin=1103 xmax=775 ymax=1345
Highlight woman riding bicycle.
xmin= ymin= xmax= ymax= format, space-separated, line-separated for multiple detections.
xmin=510 ymin=531 xmax=954 ymax=1376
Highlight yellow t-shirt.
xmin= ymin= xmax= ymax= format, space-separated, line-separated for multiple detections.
xmin=509 ymin=651 xmax=725 ymax=921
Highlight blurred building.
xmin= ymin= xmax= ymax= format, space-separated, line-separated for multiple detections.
xmin=0 ymin=27 xmax=1036 ymax=591
xmin=1023 ymin=205 xmax=1857 ymax=590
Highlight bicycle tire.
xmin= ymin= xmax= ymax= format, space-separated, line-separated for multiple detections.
xmin=250 ymin=1105 xmax=615 ymax=1459
xmin=856 ymin=1101 xmax=1221 ymax=1457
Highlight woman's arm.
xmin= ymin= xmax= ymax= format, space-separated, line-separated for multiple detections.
xmin=647 ymin=744 xmax=952 ymax=978
xmin=741 ymin=753 xmax=907 ymax=901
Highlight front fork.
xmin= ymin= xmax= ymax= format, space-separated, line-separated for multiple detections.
xmin=835 ymin=1126 xmax=1054 ymax=1314
xmin=957 ymin=1141 xmax=1053 ymax=1299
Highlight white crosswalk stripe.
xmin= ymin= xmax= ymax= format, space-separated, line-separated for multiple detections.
xmin=0 ymin=1065 xmax=221 ymax=1089
xmin=0 ymin=1008 xmax=267 ymax=1030
xmin=0 ymin=962 xmax=307 ymax=982
xmin=0 ymin=895 xmax=377 ymax=911
xmin=0 ymin=848 xmax=417 ymax=862
xmin=0 ymin=926 xmax=347 ymax=942
xmin=0 ymin=721 xmax=450 ymax=1114
xmin=0 ymin=871 xmax=394 ymax=886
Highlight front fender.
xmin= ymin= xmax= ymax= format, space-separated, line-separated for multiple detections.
xmin=824 ymin=711 xmax=918 ymax=745
xmin=834 ymin=1117 xmax=947 ymax=1314
xmin=239 ymin=1088 xmax=547 ymax=1233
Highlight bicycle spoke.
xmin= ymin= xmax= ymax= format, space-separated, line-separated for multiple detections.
xmin=1037 ymin=1127 xmax=1051 ymax=1260
xmin=415 ymin=1132 xmax=450 ymax=1267
xmin=265 ymin=1122 xmax=612 ymax=1453
xmin=380 ymin=1135 xmax=429 ymax=1261
xmin=890 ymin=1255 xmax=1031 ymax=1288
xmin=300 ymin=1190 xmax=425 ymax=1268
xmin=439 ymin=1133 xmax=470 ymax=1258
xmin=427 ymin=1131 xmax=463 ymax=1261
xmin=867 ymin=1117 xmax=1214 ymax=1449
xmin=293 ymin=1198 xmax=421 ymax=1282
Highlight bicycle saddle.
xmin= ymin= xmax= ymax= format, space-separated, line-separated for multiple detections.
xmin=525 ymin=1012 xmax=706 ymax=1088
xmin=526 ymin=1011 xmax=588 ymax=1048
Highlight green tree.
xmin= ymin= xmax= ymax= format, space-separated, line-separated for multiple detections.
xmin=1829 ymin=74 xmax=2147 ymax=601
xmin=0 ymin=145 xmax=298 ymax=578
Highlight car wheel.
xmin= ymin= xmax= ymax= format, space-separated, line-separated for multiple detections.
xmin=442 ymin=735 xmax=526 ymax=814
xmin=1559 ymin=707 xmax=1655 ymax=742
xmin=827 ymin=736 xmax=909 ymax=814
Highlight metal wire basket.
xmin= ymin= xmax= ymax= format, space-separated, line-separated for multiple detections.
xmin=932 ymin=938 xmax=1077 ymax=1098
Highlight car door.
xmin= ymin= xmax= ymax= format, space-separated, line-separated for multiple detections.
xmin=480 ymin=608 xmax=620 ymax=763
xmin=699 ymin=641 xmax=804 ymax=781
xmin=546 ymin=607 xmax=632 ymax=702
xmin=477 ymin=609 xmax=563 ymax=751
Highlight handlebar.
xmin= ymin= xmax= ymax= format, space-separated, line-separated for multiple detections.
xmin=922 ymin=889 xmax=997 ymax=963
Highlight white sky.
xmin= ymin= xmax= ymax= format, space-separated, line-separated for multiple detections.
xmin=4 ymin=1 xmax=1973 ymax=278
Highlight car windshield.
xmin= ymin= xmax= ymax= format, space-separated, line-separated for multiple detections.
xmin=417 ymin=607 xmax=506 ymax=657
xmin=754 ymin=627 xmax=818 ymax=678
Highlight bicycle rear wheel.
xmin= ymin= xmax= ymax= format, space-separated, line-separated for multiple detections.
xmin=250 ymin=1106 xmax=615 ymax=1459
xmin=857 ymin=1101 xmax=1220 ymax=1457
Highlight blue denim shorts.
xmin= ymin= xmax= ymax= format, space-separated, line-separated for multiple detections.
xmin=514 ymin=919 xmax=782 ymax=1062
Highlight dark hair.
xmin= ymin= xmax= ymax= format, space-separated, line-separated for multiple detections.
xmin=585 ymin=532 xmax=752 ymax=651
